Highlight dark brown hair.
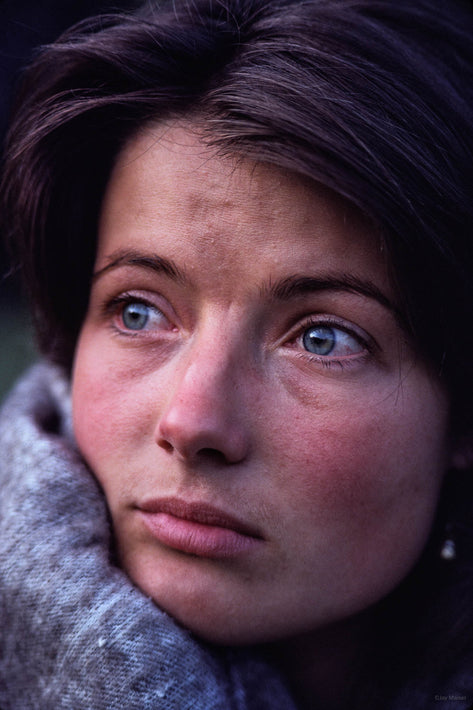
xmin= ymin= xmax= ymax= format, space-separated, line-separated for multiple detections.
xmin=1 ymin=0 xmax=473 ymax=434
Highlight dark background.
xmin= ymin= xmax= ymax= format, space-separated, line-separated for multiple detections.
xmin=0 ymin=0 xmax=138 ymax=400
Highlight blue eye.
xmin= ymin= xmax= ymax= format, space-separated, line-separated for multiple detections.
xmin=122 ymin=302 xmax=152 ymax=330
xmin=109 ymin=295 xmax=171 ymax=335
xmin=302 ymin=326 xmax=336 ymax=355
xmin=302 ymin=325 xmax=363 ymax=356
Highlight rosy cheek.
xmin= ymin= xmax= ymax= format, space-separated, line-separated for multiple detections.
xmin=275 ymin=416 xmax=384 ymax=513
xmin=269 ymin=387 xmax=444 ymax=535
xmin=72 ymin=340 xmax=133 ymax=460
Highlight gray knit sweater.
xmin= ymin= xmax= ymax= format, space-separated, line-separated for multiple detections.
xmin=0 ymin=363 xmax=297 ymax=710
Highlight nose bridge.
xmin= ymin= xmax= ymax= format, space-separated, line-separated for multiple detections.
xmin=181 ymin=314 xmax=244 ymax=403
xmin=155 ymin=314 xmax=250 ymax=463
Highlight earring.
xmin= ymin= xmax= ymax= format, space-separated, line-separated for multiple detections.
xmin=440 ymin=525 xmax=456 ymax=561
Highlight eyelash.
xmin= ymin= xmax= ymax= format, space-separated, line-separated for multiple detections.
xmin=290 ymin=316 xmax=374 ymax=369
xmin=102 ymin=294 xmax=375 ymax=371
xmin=102 ymin=293 xmax=169 ymax=336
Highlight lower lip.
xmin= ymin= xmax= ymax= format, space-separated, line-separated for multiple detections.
xmin=139 ymin=511 xmax=262 ymax=558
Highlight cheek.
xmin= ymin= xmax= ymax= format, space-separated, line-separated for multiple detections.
xmin=71 ymin=333 xmax=157 ymax=475
xmin=267 ymin=380 xmax=448 ymax=568
xmin=253 ymin=389 xmax=448 ymax=624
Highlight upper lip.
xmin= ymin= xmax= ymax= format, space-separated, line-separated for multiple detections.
xmin=137 ymin=497 xmax=263 ymax=539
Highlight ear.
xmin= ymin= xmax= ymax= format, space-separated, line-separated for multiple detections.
xmin=449 ymin=434 xmax=473 ymax=470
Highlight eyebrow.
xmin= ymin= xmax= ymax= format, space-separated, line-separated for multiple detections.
xmin=92 ymin=249 xmax=405 ymax=327
xmin=92 ymin=249 xmax=185 ymax=282
xmin=269 ymin=274 xmax=409 ymax=334
xmin=266 ymin=273 xmax=405 ymax=325
xmin=266 ymin=273 xmax=392 ymax=309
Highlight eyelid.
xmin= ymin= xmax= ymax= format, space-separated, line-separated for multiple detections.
xmin=286 ymin=314 xmax=377 ymax=355
xmin=102 ymin=290 xmax=176 ymax=334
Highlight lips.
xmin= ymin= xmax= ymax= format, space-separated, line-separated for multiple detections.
xmin=137 ymin=498 xmax=264 ymax=558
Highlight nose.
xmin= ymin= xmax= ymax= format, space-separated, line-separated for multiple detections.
xmin=155 ymin=335 xmax=251 ymax=465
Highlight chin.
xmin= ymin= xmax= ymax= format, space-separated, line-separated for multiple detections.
xmin=122 ymin=562 xmax=277 ymax=646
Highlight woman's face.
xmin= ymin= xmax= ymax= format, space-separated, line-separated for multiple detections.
xmin=72 ymin=122 xmax=451 ymax=645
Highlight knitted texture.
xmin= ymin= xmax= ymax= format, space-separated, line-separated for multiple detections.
xmin=0 ymin=362 xmax=297 ymax=710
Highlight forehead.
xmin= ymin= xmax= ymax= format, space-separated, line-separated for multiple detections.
xmin=97 ymin=120 xmax=390 ymax=296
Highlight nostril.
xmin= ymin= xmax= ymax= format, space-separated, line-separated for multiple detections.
xmin=157 ymin=434 xmax=235 ymax=464
xmin=198 ymin=447 xmax=230 ymax=465
xmin=155 ymin=405 xmax=249 ymax=464
xmin=157 ymin=438 xmax=174 ymax=454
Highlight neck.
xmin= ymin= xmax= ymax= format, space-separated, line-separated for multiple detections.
xmin=265 ymin=614 xmax=375 ymax=710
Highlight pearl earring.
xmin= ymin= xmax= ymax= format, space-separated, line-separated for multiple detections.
xmin=440 ymin=535 xmax=456 ymax=561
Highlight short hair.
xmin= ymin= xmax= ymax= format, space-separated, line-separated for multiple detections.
xmin=2 ymin=0 xmax=473 ymax=432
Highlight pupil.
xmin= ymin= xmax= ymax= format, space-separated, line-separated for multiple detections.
xmin=122 ymin=303 xmax=149 ymax=330
xmin=303 ymin=326 xmax=335 ymax=355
